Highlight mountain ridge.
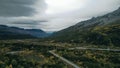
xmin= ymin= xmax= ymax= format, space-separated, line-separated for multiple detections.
xmin=55 ymin=7 xmax=120 ymax=34
xmin=0 ymin=25 xmax=49 ymax=39
xmin=51 ymin=7 xmax=120 ymax=46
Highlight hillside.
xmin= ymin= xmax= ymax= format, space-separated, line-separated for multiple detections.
xmin=51 ymin=7 xmax=120 ymax=46
xmin=56 ymin=7 xmax=120 ymax=33
xmin=26 ymin=29 xmax=50 ymax=38
xmin=0 ymin=25 xmax=49 ymax=39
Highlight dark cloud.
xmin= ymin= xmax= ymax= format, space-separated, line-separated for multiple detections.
xmin=11 ymin=20 xmax=48 ymax=25
xmin=0 ymin=0 xmax=37 ymax=17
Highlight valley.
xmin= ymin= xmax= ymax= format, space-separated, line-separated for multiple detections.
xmin=0 ymin=39 xmax=120 ymax=68
xmin=0 ymin=6 xmax=120 ymax=68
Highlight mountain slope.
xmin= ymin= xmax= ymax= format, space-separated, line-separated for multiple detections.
xmin=26 ymin=29 xmax=50 ymax=38
xmin=0 ymin=25 xmax=48 ymax=39
xmin=55 ymin=7 xmax=120 ymax=34
xmin=51 ymin=7 xmax=120 ymax=46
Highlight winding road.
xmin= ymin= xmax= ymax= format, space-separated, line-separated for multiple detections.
xmin=6 ymin=47 xmax=120 ymax=68
xmin=6 ymin=51 xmax=24 ymax=55
xmin=49 ymin=50 xmax=80 ymax=68
xmin=49 ymin=47 xmax=120 ymax=68
xmin=69 ymin=47 xmax=120 ymax=52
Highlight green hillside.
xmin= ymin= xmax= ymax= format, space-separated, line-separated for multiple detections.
xmin=51 ymin=21 xmax=120 ymax=46
xmin=83 ymin=22 xmax=120 ymax=46
xmin=0 ymin=30 xmax=35 ymax=40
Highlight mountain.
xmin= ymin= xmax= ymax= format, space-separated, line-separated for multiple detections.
xmin=51 ymin=7 xmax=120 ymax=46
xmin=26 ymin=29 xmax=50 ymax=38
xmin=0 ymin=25 xmax=49 ymax=39
xmin=55 ymin=7 xmax=120 ymax=34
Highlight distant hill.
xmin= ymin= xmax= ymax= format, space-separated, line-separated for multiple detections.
xmin=26 ymin=29 xmax=50 ymax=38
xmin=51 ymin=7 xmax=120 ymax=46
xmin=0 ymin=25 xmax=49 ymax=39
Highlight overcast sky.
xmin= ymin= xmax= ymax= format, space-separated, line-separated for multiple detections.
xmin=0 ymin=0 xmax=120 ymax=32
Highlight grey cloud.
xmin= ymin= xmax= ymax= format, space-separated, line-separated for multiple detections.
xmin=0 ymin=0 xmax=37 ymax=17
xmin=11 ymin=20 xmax=48 ymax=25
xmin=0 ymin=0 xmax=120 ymax=32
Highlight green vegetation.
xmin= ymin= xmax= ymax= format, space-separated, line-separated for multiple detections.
xmin=56 ymin=49 xmax=120 ymax=68
xmin=0 ymin=39 xmax=119 ymax=68
xmin=0 ymin=22 xmax=120 ymax=68
xmin=83 ymin=23 xmax=120 ymax=46
xmin=0 ymin=40 xmax=67 ymax=68
xmin=52 ymin=21 xmax=120 ymax=47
